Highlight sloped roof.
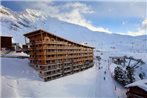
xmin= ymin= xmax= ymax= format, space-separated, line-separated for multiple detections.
xmin=125 ymin=79 xmax=147 ymax=92
xmin=24 ymin=29 xmax=94 ymax=49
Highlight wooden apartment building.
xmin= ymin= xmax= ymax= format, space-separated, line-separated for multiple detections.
xmin=24 ymin=29 xmax=94 ymax=81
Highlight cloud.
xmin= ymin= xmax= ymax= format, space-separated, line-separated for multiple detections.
xmin=141 ymin=19 xmax=147 ymax=30
xmin=7 ymin=1 xmax=146 ymax=35
xmin=50 ymin=2 xmax=111 ymax=33
xmin=128 ymin=19 xmax=147 ymax=36
xmin=92 ymin=1 xmax=146 ymax=19
xmin=21 ymin=1 xmax=111 ymax=33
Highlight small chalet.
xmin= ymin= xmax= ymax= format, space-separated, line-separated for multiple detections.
xmin=0 ymin=36 xmax=12 ymax=50
xmin=125 ymin=80 xmax=147 ymax=98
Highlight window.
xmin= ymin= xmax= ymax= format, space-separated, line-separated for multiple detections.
xmin=48 ymin=66 xmax=51 ymax=69
xmin=47 ymin=71 xmax=51 ymax=75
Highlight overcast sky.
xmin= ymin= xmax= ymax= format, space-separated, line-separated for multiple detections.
xmin=1 ymin=0 xmax=147 ymax=36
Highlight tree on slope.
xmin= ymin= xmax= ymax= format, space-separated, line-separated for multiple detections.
xmin=114 ymin=66 xmax=129 ymax=85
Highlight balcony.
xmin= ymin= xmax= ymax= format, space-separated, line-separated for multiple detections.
xmin=39 ymin=67 xmax=61 ymax=73
xmin=64 ymin=69 xmax=72 ymax=73
xmin=39 ymin=71 xmax=62 ymax=78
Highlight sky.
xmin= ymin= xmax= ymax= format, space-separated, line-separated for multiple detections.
xmin=1 ymin=0 xmax=147 ymax=36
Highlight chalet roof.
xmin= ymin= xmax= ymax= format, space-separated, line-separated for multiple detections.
xmin=0 ymin=36 xmax=12 ymax=38
xmin=125 ymin=79 xmax=147 ymax=92
xmin=24 ymin=29 xmax=94 ymax=49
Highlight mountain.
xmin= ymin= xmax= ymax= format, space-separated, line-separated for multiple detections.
xmin=0 ymin=5 xmax=147 ymax=52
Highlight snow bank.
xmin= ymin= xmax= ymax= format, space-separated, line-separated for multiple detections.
xmin=4 ymin=51 xmax=29 ymax=58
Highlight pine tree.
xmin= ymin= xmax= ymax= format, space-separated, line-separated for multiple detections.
xmin=114 ymin=66 xmax=130 ymax=85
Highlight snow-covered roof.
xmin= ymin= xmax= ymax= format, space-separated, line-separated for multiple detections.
xmin=125 ymin=79 xmax=147 ymax=91
xmin=4 ymin=51 xmax=29 ymax=58
xmin=0 ymin=35 xmax=13 ymax=37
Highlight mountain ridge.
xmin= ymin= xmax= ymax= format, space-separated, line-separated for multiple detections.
xmin=0 ymin=5 xmax=147 ymax=52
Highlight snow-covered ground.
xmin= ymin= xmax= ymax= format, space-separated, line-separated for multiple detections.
xmin=2 ymin=51 xmax=138 ymax=98
xmin=1 ymin=51 xmax=29 ymax=58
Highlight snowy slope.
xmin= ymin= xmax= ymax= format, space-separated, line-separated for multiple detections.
xmin=1 ymin=48 xmax=146 ymax=98
xmin=1 ymin=5 xmax=147 ymax=52
xmin=1 ymin=51 xmax=129 ymax=98
xmin=1 ymin=57 xmax=109 ymax=97
xmin=1 ymin=51 xmax=146 ymax=98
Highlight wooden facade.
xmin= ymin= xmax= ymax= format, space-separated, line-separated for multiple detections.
xmin=0 ymin=36 xmax=12 ymax=50
xmin=126 ymin=86 xmax=147 ymax=98
xmin=24 ymin=29 xmax=94 ymax=81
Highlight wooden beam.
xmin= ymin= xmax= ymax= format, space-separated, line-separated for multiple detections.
xmin=132 ymin=60 xmax=141 ymax=68
xmin=128 ymin=59 xmax=131 ymax=67
xmin=41 ymin=31 xmax=46 ymax=65
xmin=123 ymin=58 xmax=125 ymax=67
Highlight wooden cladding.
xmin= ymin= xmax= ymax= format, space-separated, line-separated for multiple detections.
xmin=24 ymin=29 xmax=94 ymax=81
xmin=0 ymin=36 xmax=12 ymax=50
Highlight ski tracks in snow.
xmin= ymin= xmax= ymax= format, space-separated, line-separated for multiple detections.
xmin=93 ymin=56 xmax=117 ymax=98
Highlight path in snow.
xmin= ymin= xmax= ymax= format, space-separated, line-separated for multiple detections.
xmin=108 ymin=59 xmax=127 ymax=98
xmin=94 ymin=56 xmax=117 ymax=97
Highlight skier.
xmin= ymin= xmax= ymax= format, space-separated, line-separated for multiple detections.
xmin=115 ymin=85 xmax=116 ymax=90
xmin=104 ymin=71 xmax=106 ymax=74
xmin=99 ymin=67 xmax=101 ymax=69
